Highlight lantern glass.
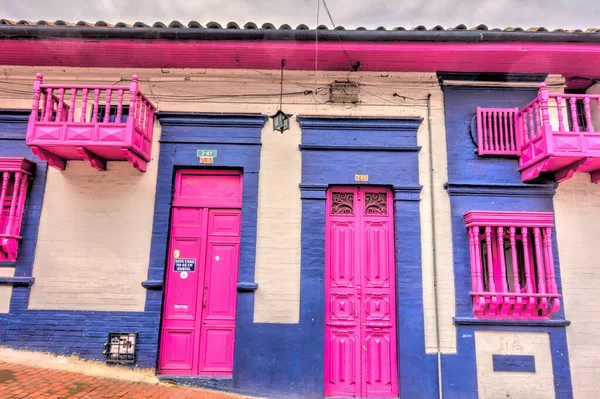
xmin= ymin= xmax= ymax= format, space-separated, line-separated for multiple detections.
xmin=270 ymin=110 xmax=292 ymax=133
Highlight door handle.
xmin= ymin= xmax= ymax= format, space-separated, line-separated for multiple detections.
xmin=203 ymin=295 xmax=207 ymax=308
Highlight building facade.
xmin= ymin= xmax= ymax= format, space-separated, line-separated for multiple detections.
xmin=0 ymin=20 xmax=600 ymax=398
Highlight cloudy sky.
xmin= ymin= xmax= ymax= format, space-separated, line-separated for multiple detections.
xmin=2 ymin=0 xmax=599 ymax=30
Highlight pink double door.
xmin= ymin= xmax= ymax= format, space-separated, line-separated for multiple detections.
xmin=325 ymin=187 xmax=399 ymax=398
xmin=159 ymin=170 xmax=242 ymax=376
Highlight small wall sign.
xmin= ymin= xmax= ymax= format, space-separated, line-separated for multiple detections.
xmin=197 ymin=150 xmax=217 ymax=164
xmin=355 ymin=174 xmax=369 ymax=182
xmin=174 ymin=258 xmax=196 ymax=272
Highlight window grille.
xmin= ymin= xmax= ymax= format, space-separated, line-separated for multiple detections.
xmin=464 ymin=211 xmax=561 ymax=319
xmin=0 ymin=158 xmax=35 ymax=262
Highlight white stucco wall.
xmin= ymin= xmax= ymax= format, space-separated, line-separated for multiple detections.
xmin=475 ymin=331 xmax=555 ymax=399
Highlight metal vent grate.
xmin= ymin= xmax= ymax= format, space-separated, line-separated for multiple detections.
xmin=104 ymin=332 xmax=137 ymax=364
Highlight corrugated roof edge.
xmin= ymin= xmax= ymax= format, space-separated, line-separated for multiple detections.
xmin=0 ymin=20 xmax=599 ymax=42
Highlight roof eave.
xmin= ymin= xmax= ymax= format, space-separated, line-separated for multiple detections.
xmin=1 ymin=26 xmax=600 ymax=43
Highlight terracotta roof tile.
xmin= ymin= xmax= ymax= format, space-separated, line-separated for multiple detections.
xmin=0 ymin=19 xmax=598 ymax=34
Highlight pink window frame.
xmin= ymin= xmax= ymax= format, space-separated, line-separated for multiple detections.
xmin=464 ymin=211 xmax=561 ymax=319
xmin=0 ymin=157 xmax=35 ymax=262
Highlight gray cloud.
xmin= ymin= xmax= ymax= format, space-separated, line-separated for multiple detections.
xmin=2 ymin=0 xmax=599 ymax=30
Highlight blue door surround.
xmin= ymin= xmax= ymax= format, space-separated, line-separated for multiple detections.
xmin=297 ymin=116 xmax=438 ymax=399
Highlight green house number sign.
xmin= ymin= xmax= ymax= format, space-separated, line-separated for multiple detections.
xmin=197 ymin=150 xmax=217 ymax=158
xmin=197 ymin=150 xmax=217 ymax=164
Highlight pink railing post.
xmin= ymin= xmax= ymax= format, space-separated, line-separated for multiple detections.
xmin=569 ymin=97 xmax=580 ymax=132
xmin=533 ymin=227 xmax=548 ymax=312
xmin=0 ymin=172 xmax=9 ymax=234
xmin=584 ymin=97 xmax=593 ymax=133
xmin=509 ymin=226 xmax=522 ymax=314
xmin=12 ymin=175 xmax=27 ymax=236
xmin=68 ymin=88 xmax=76 ymax=122
xmin=92 ymin=89 xmax=100 ymax=122
xmin=484 ymin=227 xmax=494 ymax=288
xmin=476 ymin=107 xmax=484 ymax=152
xmin=80 ymin=89 xmax=89 ymax=123
xmin=496 ymin=227 xmax=509 ymax=293
xmin=30 ymin=73 xmax=43 ymax=124
xmin=56 ymin=88 xmax=65 ymax=122
xmin=501 ymin=111 xmax=508 ymax=152
xmin=103 ymin=89 xmax=112 ymax=123
xmin=538 ymin=83 xmax=553 ymax=135
xmin=44 ymin=88 xmax=54 ymax=122
xmin=128 ymin=75 xmax=139 ymax=127
xmin=533 ymin=102 xmax=541 ymax=136
xmin=556 ymin=96 xmax=565 ymax=132
xmin=116 ymin=89 xmax=124 ymax=122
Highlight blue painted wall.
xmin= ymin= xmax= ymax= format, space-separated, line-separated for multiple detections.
xmin=297 ymin=116 xmax=438 ymax=399
xmin=441 ymin=83 xmax=573 ymax=399
xmin=0 ymin=112 xmax=269 ymax=377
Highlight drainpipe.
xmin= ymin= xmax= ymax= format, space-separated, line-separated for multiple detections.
xmin=427 ymin=93 xmax=444 ymax=399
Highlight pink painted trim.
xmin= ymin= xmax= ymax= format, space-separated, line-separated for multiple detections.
xmin=515 ymin=83 xmax=600 ymax=183
xmin=4 ymin=40 xmax=600 ymax=75
xmin=464 ymin=211 xmax=560 ymax=319
xmin=0 ymin=157 xmax=35 ymax=262
xmin=26 ymin=74 xmax=156 ymax=172
xmin=464 ymin=211 xmax=554 ymax=227
xmin=476 ymin=107 xmax=520 ymax=156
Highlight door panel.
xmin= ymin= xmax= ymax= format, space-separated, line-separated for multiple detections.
xmin=162 ymin=237 xmax=202 ymax=322
xmin=159 ymin=171 xmax=242 ymax=377
xmin=159 ymin=328 xmax=195 ymax=370
xmin=325 ymin=187 xmax=398 ymax=398
xmin=199 ymin=327 xmax=235 ymax=373
xmin=328 ymin=329 xmax=359 ymax=396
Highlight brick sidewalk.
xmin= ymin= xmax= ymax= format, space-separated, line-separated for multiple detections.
xmin=0 ymin=362 xmax=249 ymax=399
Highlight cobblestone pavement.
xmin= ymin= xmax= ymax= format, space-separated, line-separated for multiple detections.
xmin=0 ymin=362 xmax=250 ymax=398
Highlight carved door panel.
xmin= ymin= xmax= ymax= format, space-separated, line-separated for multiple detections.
xmin=325 ymin=187 xmax=398 ymax=398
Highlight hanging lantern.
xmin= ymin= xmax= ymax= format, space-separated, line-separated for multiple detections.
xmin=270 ymin=109 xmax=292 ymax=133
xmin=270 ymin=59 xmax=293 ymax=133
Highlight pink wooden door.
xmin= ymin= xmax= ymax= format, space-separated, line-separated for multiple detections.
xmin=325 ymin=187 xmax=398 ymax=398
xmin=159 ymin=170 xmax=242 ymax=376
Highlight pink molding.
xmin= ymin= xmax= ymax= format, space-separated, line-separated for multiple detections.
xmin=3 ymin=40 xmax=600 ymax=75
xmin=0 ymin=157 xmax=35 ymax=262
xmin=26 ymin=74 xmax=156 ymax=172
xmin=464 ymin=211 xmax=554 ymax=228
xmin=464 ymin=211 xmax=560 ymax=319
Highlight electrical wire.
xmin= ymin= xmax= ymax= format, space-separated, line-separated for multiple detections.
xmin=321 ymin=0 xmax=357 ymax=72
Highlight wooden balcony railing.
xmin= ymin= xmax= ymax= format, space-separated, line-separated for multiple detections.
xmin=464 ymin=211 xmax=561 ymax=319
xmin=476 ymin=84 xmax=600 ymax=183
xmin=519 ymin=84 xmax=600 ymax=182
xmin=26 ymin=74 xmax=156 ymax=172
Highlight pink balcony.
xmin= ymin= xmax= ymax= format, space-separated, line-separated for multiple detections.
xmin=519 ymin=84 xmax=600 ymax=182
xmin=464 ymin=211 xmax=561 ymax=319
xmin=476 ymin=84 xmax=600 ymax=183
xmin=0 ymin=157 xmax=35 ymax=262
xmin=26 ymin=74 xmax=156 ymax=172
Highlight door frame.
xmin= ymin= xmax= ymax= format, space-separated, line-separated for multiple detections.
xmin=157 ymin=168 xmax=243 ymax=376
xmin=324 ymin=185 xmax=400 ymax=398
